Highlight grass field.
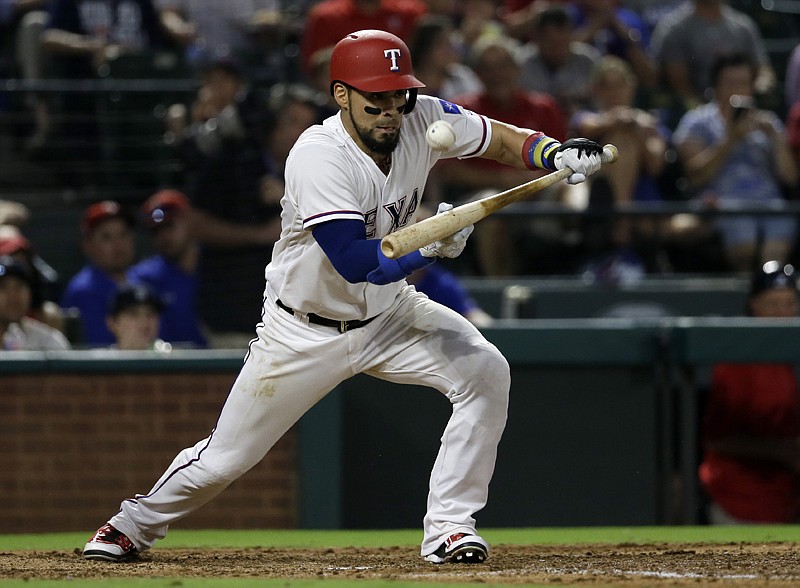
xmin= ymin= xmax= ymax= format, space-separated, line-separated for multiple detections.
xmin=2 ymin=526 xmax=799 ymax=587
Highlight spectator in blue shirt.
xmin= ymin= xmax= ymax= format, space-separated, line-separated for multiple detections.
xmin=408 ymin=264 xmax=493 ymax=327
xmin=568 ymin=0 xmax=656 ymax=90
xmin=61 ymin=200 xmax=136 ymax=346
xmin=128 ymin=189 xmax=208 ymax=348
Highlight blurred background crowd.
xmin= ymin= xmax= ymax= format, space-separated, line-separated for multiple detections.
xmin=2 ymin=0 xmax=800 ymax=349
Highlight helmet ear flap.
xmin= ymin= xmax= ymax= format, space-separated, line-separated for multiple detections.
xmin=404 ymin=89 xmax=418 ymax=114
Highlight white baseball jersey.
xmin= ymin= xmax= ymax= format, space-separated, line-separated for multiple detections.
xmin=264 ymin=94 xmax=492 ymax=320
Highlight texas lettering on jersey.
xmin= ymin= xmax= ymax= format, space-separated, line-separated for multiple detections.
xmin=365 ymin=189 xmax=420 ymax=238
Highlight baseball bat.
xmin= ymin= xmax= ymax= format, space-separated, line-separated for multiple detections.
xmin=380 ymin=143 xmax=619 ymax=259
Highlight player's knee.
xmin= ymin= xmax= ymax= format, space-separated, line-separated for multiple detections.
xmin=480 ymin=343 xmax=510 ymax=381
xmin=463 ymin=344 xmax=510 ymax=404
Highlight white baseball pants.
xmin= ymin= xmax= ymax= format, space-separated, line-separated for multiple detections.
xmin=109 ymin=285 xmax=510 ymax=556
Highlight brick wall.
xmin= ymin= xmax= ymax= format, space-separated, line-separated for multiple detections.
xmin=1 ymin=372 xmax=297 ymax=533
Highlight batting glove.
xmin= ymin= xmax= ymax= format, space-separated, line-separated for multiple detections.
xmin=420 ymin=202 xmax=474 ymax=259
xmin=554 ymin=138 xmax=603 ymax=184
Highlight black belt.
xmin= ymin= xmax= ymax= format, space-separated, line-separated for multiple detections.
xmin=276 ymin=299 xmax=377 ymax=333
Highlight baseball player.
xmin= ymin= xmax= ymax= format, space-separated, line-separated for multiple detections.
xmin=84 ymin=29 xmax=603 ymax=564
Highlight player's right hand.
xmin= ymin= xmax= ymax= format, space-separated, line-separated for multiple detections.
xmin=554 ymin=138 xmax=603 ymax=184
xmin=420 ymin=202 xmax=474 ymax=258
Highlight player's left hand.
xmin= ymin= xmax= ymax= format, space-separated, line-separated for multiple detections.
xmin=420 ymin=202 xmax=474 ymax=258
xmin=554 ymin=138 xmax=603 ymax=184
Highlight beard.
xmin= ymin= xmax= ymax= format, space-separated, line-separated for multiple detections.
xmin=348 ymin=109 xmax=401 ymax=155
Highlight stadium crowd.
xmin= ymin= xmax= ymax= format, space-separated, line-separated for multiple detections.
xmin=1 ymin=0 xmax=800 ymax=348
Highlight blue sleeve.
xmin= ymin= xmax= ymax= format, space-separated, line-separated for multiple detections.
xmin=312 ymin=219 xmax=435 ymax=285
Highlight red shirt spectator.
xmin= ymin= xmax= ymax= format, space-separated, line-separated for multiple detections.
xmin=699 ymin=261 xmax=800 ymax=524
xmin=454 ymin=89 xmax=567 ymax=176
xmin=700 ymin=363 xmax=800 ymax=523
xmin=300 ymin=0 xmax=427 ymax=73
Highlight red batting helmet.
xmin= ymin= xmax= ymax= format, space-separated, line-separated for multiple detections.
xmin=330 ymin=29 xmax=425 ymax=111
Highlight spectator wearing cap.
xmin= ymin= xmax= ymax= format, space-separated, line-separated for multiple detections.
xmin=127 ymin=189 xmax=208 ymax=348
xmin=0 ymin=255 xmax=70 ymax=351
xmin=106 ymin=284 xmax=170 ymax=352
xmin=699 ymin=260 xmax=800 ymax=524
xmin=0 ymin=224 xmax=64 ymax=332
xmin=60 ymin=200 xmax=136 ymax=347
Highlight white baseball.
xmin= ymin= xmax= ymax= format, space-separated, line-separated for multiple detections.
xmin=426 ymin=120 xmax=456 ymax=151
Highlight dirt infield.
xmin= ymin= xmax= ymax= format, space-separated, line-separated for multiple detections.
xmin=3 ymin=542 xmax=799 ymax=585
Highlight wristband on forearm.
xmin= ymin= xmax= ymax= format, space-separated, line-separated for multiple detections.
xmin=522 ymin=132 xmax=560 ymax=171
xmin=367 ymin=249 xmax=435 ymax=285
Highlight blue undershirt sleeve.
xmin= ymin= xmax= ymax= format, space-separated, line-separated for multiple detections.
xmin=312 ymin=219 xmax=435 ymax=285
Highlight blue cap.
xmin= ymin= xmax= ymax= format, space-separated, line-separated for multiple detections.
xmin=109 ymin=284 xmax=165 ymax=316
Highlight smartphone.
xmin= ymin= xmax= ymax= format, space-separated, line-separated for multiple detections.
xmin=729 ymin=95 xmax=755 ymax=120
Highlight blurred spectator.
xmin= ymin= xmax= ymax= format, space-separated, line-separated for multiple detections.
xmin=650 ymin=0 xmax=776 ymax=111
xmin=0 ymin=223 xmax=64 ymax=331
xmin=619 ymin=0 xmax=687 ymax=37
xmin=39 ymin=0 xmax=175 ymax=183
xmin=443 ymin=35 xmax=570 ymax=276
xmin=502 ymin=0 xmax=558 ymax=42
xmin=0 ymin=254 xmax=70 ymax=350
xmin=157 ymin=0 xmax=268 ymax=63
xmin=784 ymin=42 xmax=800 ymax=114
xmin=299 ymin=0 xmax=427 ymax=74
xmin=0 ymin=199 xmax=29 ymax=225
xmin=673 ymin=52 xmax=797 ymax=272
xmin=106 ymin=283 xmax=171 ymax=352
xmin=699 ymin=260 xmax=800 ymax=524
xmin=165 ymin=59 xmax=278 ymax=345
xmin=408 ymin=14 xmax=483 ymax=102
xmin=516 ymin=3 xmax=601 ymax=119
xmin=571 ymin=56 xmax=667 ymax=205
xmin=567 ymin=0 xmax=656 ymax=91
xmin=128 ymin=189 xmax=208 ymax=348
xmin=0 ymin=0 xmax=53 ymax=152
xmin=42 ymin=0 xmax=171 ymax=77
xmin=570 ymin=55 xmax=669 ymax=275
xmin=786 ymin=99 xmax=800 ymax=173
xmin=156 ymin=0 xmax=300 ymax=83
xmin=444 ymin=35 xmax=568 ymax=194
xmin=454 ymin=0 xmax=507 ymax=51
xmin=262 ymin=83 xmax=327 ymax=207
xmin=305 ymin=46 xmax=339 ymax=120
xmin=61 ymin=200 xmax=136 ymax=347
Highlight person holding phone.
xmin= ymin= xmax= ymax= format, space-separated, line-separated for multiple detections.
xmin=673 ymin=52 xmax=798 ymax=272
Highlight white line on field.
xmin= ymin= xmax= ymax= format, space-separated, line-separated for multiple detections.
xmin=609 ymin=569 xmax=759 ymax=580
xmin=408 ymin=567 xmax=793 ymax=582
